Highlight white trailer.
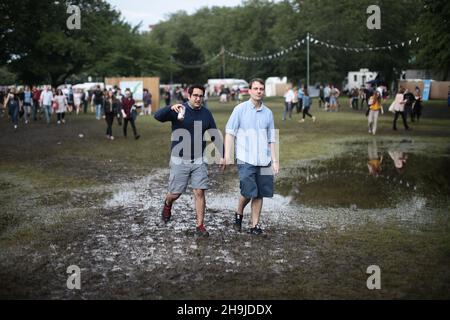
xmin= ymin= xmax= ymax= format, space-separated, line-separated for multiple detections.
xmin=343 ymin=69 xmax=377 ymax=92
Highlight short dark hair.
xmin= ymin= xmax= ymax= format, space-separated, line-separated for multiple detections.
xmin=188 ymin=84 xmax=205 ymax=95
xmin=249 ymin=78 xmax=265 ymax=89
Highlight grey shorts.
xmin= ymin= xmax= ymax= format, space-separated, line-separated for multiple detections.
xmin=168 ymin=158 xmax=208 ymax=194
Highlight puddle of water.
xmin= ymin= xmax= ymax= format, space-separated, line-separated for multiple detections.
xmin=277 ymin=140 xmax=450 ymax=211
xmin=103 ymin=140 xmax=449 ymax=233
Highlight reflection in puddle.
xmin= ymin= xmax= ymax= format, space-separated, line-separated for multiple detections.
xmin=277 ymin=139 xmax=450 ymax=210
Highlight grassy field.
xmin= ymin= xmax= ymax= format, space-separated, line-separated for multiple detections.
xmin=0 ymin=96 xmax=449 ymax=299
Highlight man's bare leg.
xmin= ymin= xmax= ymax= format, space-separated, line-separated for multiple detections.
xmin=251 ymin=198 xmax=263 ymax=227
xmin=193 ymin=189 xmax=206 ymax=227
xmin=237 ymin=196 xmax=251 ymax=215
xmin=165 ymin=193 xmax=181 ymax=206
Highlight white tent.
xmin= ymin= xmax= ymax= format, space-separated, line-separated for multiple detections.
xmin=265 ymin=77 xmax=287 ymax=97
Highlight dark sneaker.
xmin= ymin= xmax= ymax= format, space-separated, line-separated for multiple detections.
xmin=195 ymin=224 xmax=210 ymax=237
xmin=161 ymin=201 xmax=172 ymax=223
xmin=248 ymin=224 xmax=263 ymax=235
xmin=135 ymin=135 xmax=141 ymax=140
xmin=234 ymin=213 xmax=243 ymax=232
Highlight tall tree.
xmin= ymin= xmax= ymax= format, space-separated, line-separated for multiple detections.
xmin=414 ymin=0 xmax=450 ymax=80
xmin=1 ymin=0 xmax=168 ymax=86
xmin=172 ymin=33 xmax=205 ymax=84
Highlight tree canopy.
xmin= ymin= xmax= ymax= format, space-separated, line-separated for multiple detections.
xmin=1 ymin=0 xmax=448 ymax=86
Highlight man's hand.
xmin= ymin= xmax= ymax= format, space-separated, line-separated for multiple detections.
xmin=171 ymin=104 xmax=183 ymax=113
xmin=272 ymin=161 xmax=279 ymax=175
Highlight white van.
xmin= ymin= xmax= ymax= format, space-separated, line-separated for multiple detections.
xmin=207 ymin=79 xmax=249 ymax=96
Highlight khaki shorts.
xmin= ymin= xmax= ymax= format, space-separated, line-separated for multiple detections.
xmin=168 ymin=158 xmax=208 ymax=193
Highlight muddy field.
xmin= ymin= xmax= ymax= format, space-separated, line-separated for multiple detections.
xmin=1 ymin=101 xmax=450 ymax=299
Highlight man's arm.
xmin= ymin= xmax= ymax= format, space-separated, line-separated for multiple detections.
xmin=268 ymin=112 xmax=279 ymax=174
xmin=224 ymin=133 xmax=235 ymax=165
xmin=270 ymin=142 xmax=279 ymax=174
xmin=154 ymin=104 xmax=180 ymax=122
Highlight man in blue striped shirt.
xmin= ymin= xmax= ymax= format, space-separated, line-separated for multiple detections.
xmin=223 ymin=78 xmax=279 ymax=235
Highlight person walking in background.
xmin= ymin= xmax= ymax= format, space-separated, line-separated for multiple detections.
xmin=103 ymin=90 xmax=119 ymax=140
xmin=91 ymin=85 xmax=104 ymax=120
xmin=40 ymin=86 xmax=53 ymax=125
xmin=121 ymin=89 xmax=140 ymax=140
xmin=31 ymin=86 xmax=41 ymax=121
xmin=318 ymin=84 xmax=325 ymax=109
xmin=412 ymin=86 xmax=423 ymax=122
xmin=292 ymin=86 xmax=299 ymax=114
xmin=329 ymin=85 xmax=340 ymax=112
xmin=22 ymin=86 xmax=32 ymax=125
xmin=66 ymin=86 xmax=74 ymax=113
xmin=203 ymin=87 xmax=209 ymax=109
xmin=54 ymin=88 xmax=68 ymax=125
xmin=115 ymin=87 xmax=124 ymax=126
xmin=360 ymin=86 xmax=368 ymax=110
xmin=223 ymin=78 xmax=279 ymax=235
xmin=297 ymin=85 xmax=305 ymax=113
xmin=81 ymin=89 xmax=88 ymax=114
xmin=324 ymin=83 xmax=331 ymax=110
xmin=143 ymin=88 xmax=152 ymax=115
xmin=351 ymin=87 xmax=359 ymax=110
xmin=4 ymin=88 xmax=21 ymax=131
xmin=74 ymin=89 xmax=82 ymax=115
xmin=367 ymin=91 xmax=383 ymax=135
xmin=164 ymin=87 xmax=171 ymax=106
xmin=392 ymin=87 xmax=410 ymax=131
xmin=282 ymin=84 xmax=294 ymax=121
xmin=403 ymin=88 xmax=416 ymax=123
xmin=298 ymin=89 xmax=316 ymax=123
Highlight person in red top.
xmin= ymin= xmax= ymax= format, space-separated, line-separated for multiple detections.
xmin=31 ymin=86 xmax=41 ymax=121
xmin=121 ymin=89 xmax=140 ymax=140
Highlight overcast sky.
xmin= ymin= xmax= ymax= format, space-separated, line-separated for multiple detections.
xmin=106 ymin=0 xmax=244 ymax=31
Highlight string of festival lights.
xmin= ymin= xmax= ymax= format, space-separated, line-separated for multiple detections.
xmin=173 ymin=34 xmax=421 ymax=68
xmin=225 ymin=34 xmax=421 ymax=61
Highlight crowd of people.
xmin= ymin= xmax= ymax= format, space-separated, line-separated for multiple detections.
xmin=0 ymin=85 xmax=155 ymax=140
xmin=281 ymin=81 xmax=426 ymax=136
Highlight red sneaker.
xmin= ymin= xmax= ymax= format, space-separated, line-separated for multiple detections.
xmin=195 ymin=224 xmax=210 ymax=237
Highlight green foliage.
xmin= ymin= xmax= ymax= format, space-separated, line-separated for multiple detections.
xmin=1 ymin=0 xmax=168 ymax=86
xmin=413 ymin=0 xmax=450 ymax=80
xmin=1 ymin=0 xmax=448 ymax=85
xmin=0 ymin=67 xmax=16 ymax=85
xmin=151 ymin=0 xmax=447 ymax=84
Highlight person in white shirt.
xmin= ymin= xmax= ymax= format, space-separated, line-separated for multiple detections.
xmin=282 ymin=84 xmax=295 ymax=121
xmin=54 ymin=88 xmax=68 ymax=124
xmin=73 ymin=89 xmax=82 ymax=115
xmin=39 ymin=86 xmax=54 ymax=124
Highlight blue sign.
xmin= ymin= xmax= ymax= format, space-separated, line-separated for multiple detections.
xmin=422 ymin=80 xmax=431 ymax=101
